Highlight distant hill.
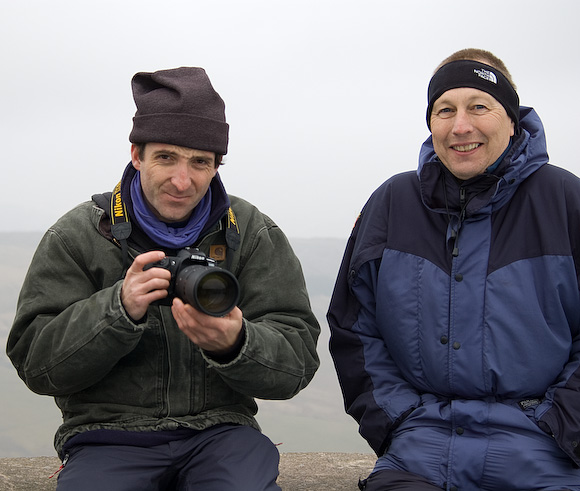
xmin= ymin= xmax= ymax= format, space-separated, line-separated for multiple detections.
xmin=0 ymin=232 xmax=370 ymax=458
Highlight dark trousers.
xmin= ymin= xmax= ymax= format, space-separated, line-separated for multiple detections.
xmin=359 ymin=469 xmax=442 ymax=491
xmin=56 ymin=424 xmax=280 ymax=491
xmin=358 ymin=469 xmax=573 ymax=491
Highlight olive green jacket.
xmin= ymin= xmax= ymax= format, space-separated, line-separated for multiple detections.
xmin=7 ymin=195 xmax=320 ymax=457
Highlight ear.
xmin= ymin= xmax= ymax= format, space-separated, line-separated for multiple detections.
xmin=130 ymin=144 xmax=141 ymax=171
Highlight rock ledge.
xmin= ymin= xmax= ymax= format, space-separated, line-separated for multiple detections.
xmin=0 ymin=452 xmax=375 ymax=490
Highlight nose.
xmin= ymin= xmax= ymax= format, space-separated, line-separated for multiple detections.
xmin=452 ymin=109 xmax=474 ymax=135
xmin=171 ymin=160 xmax=191 ymax=192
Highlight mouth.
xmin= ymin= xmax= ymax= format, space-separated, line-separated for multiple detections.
xmin=165 ymin=192 xmax=193 ymax=201
xmin=452 ymin=143 xmax=481 ymax=152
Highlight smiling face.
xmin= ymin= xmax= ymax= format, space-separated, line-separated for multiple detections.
xmin=131 ymin=142 xmax=218 ymax=223
xmin=430 ymin=87 xmax=515 ymax=180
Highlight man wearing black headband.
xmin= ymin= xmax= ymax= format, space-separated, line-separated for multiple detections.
xmin=328 ymin=48 xmax=580 ymax=490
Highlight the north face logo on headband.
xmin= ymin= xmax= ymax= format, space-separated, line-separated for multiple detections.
xmin=473 ymin=68 xmax=497 ymax=84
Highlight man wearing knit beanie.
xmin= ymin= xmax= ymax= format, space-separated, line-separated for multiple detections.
xmin=8 ymin=67 xmax=320 ymax=490
xmin=329 ymin=48 xmax=580 ymax=490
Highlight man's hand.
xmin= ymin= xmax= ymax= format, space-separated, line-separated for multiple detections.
xmin=172 ymin=298 xmax=244 ymax=355
xmin=121 ymin=251 xmax=171 ymax=321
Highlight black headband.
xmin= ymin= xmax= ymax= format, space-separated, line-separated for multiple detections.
xmin=426 ymin=59 xmax=519 ymax=129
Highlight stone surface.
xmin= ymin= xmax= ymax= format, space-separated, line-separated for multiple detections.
xmin=0 ymin=452 xmax=375 ymax=490
xmin=277 ymin=452 xmax=375 ymax=490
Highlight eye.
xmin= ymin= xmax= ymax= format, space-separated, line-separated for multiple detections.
xmin=471 ymin=104 xmax=488 ymax=113
xmin=436 ymin=107 xmax=454 ymax=118
xmin=191 ymin=156 xmax=215 ymax=169
xmin=190 ymin=158 xmax=210 ymax=170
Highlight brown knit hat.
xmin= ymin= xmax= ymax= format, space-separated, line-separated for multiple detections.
xmin=129 ymin=67 xmax=229 ymax=155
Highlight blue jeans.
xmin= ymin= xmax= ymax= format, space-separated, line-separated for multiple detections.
xmin=56 ymin=424 xmax=280 ymax=491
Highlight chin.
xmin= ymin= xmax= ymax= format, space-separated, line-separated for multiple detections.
xmin=165 ymin=216 xmax=191 ymax=224
xmin=448 ymin=163 xmax=488 ymax=180
xmin=155 ymin=208 xmax=191 ymax=224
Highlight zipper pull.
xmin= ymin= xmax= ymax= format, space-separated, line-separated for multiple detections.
xmin=450 ymin=228 xmax=459 ymax=257
xmin=459 ymin=187 xmax=467 ymax=222
xmin=48 ymin=454 xmax=69 ymax=479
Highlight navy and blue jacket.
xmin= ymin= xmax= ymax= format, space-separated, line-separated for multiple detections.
xmin=328 ymin=107 xmax=580 ymax=490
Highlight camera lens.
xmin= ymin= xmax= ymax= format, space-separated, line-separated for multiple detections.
xmin=175 ymin=265 xmax=239 ymax=317
xmin=196 ymin=272 xmax=238 ymax=315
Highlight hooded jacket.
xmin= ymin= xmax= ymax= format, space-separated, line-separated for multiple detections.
xmin=8 ymin=165 xmax=320 ymax=458
xmin=328 ymin=107 xmax=580 ymax=490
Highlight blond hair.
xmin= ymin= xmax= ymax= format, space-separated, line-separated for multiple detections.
xmin=435 ymin=48 xmax=517 ymax=90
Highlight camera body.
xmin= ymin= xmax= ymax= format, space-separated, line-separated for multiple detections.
xmin=145 ymin=248 xmax=239 ymax=317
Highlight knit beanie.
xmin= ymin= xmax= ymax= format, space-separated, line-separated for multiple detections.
xmin=129 ymin=67 xmax=229 ymax=155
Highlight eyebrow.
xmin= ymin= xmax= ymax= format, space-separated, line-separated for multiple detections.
xmin=151 ymin=149 xmax=214 ymax=162
xmin=437 ymin=92 xmax=496 ymax=104
xmin=151 ymin=149 xmax=179 ymax=158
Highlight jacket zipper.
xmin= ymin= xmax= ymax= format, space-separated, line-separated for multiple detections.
xmin=163 ymin=318 xmax=172 ymax=417
xmin=452 ymin=187 xmax=467 ymax=257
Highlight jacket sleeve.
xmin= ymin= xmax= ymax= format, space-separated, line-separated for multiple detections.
xmin=202 ymin=210 xmax=320 ymax=401
xmin=327 ymin=214 xmax=421 ymax=456
xmin=6 ymin=214 xmax=145 ymax=397
xmin=536 ymin=332 xmax=580 ymax=466
xmin=536 ymin=172 xmax=580 ymax=467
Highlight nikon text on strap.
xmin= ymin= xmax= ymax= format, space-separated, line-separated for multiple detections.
xmin=111 ymin=181 xmax=132 ymax=275
xmin=224 ymin=207 xmax=240 ymax=270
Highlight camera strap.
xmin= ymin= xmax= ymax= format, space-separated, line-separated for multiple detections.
xmin=207 ymin=207 xmax=239 ymax=269
xmin=220 ymin=207 xmax=240 ymax=270
xmin=110 ymin=180 xmax=132 ymax=275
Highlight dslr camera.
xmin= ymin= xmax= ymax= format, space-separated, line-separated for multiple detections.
xmin=145 ymin=248 xmax=239 ymax=317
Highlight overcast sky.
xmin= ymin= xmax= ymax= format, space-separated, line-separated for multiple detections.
xmin=2 ymin=0 xmax=579 ymax=239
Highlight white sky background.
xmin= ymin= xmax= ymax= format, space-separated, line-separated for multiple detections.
xmin=2 ymin=0 xmax=579 ymax=239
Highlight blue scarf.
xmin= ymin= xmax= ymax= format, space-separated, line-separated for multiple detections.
xmin=130 ymin=171 xmax=212 ymax=249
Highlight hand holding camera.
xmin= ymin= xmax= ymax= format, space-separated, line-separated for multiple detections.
xmin=121 ymin=250 xmax=171 ymax=321
xmin=143 ymin=248 xmax=243 ymax=354
xmin=121 ymin=248 xmax=239 ymax=323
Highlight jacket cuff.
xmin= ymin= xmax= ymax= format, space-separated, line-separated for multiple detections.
xmin=540 ymin=411 xmax=580 ymax=467
xmin=202 ymin=320 xmax=247 ymax=366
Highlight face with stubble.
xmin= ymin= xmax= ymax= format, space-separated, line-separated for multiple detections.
xmin=131 ymin=142 xmax=217 ymax=223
